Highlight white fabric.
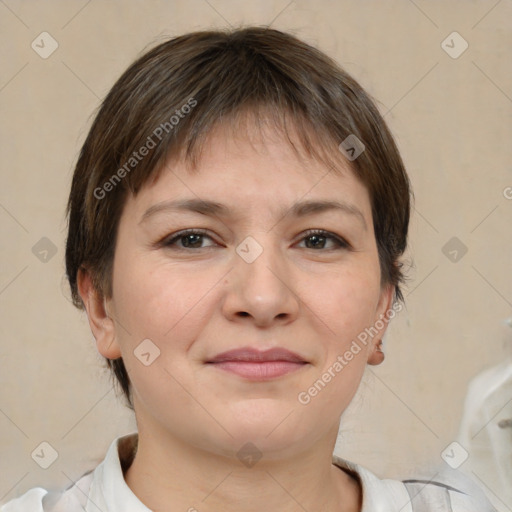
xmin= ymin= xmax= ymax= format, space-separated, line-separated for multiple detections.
xmin=1 ymin=433 xmax=497 ymax=512
xmin=457 ymin=360 xmax=512 ymax=512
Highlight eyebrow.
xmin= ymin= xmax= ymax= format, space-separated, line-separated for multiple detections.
xmin=140 ymin=198 xmax=367 ymax=230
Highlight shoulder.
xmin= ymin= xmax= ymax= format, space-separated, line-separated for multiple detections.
xmin=401 ymin=477 xmax=496 ymax=512
xmin=332 ymin=455 xmax=497 ymax=512
xmin=0 ymin=434 xmax=138 ymax=512
xmin=0 ymin=471 xmax=95 ymax=512
xmin=0 ymin=487 xmax=47 ymax=512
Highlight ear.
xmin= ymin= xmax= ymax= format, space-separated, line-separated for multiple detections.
xmin=77 ymin=267 xmax=122 ymax=359
xmin=367 ymin=284 xmax=395 ymax=366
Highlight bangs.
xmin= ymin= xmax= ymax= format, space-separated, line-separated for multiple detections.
xmin=83 ymin=27 xmax=365 ymax=202
xmin=127 ymin=104 xmax=347 ymax=194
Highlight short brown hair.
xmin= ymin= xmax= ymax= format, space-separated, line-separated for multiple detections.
xmin=66 ymin=26 xmax=411 ymax=409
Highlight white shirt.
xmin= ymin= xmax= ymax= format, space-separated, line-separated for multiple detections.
xmin=1 ymin=433 xmax=496 ymax=512
xmin=457 ymin=361 xmax=512 ymax=512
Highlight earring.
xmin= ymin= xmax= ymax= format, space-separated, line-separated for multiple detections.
xmin=368 ymin=339 xmax=385 ymax=366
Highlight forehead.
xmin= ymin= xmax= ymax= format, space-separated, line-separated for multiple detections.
xmin=125 ymin=117 xmax=373 ymax=225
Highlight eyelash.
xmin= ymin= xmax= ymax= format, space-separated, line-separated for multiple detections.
xmin=160 ymin=228 xmax=350 ymax=251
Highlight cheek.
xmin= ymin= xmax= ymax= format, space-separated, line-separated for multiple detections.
xmin=111 ymin=256 xmax=219 ymax=410
xmin=309 ymin=263 xmax=382 ymax=342
xmin=111 ymin=252 xmax=210 ymax=341
xmin=301 ymin=262 xmax=382 ymax=399
xmin=297 ymin=277 xmax=380 ymax=418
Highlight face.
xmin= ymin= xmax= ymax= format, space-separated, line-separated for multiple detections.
xmin=83 ymin=121 xmax=393 ymax=460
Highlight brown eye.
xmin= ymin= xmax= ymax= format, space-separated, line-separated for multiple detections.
xmin=163 ymin=230 xmax=216 ymax=250
xmin=298 ymin=230 xmax=349 ymax=250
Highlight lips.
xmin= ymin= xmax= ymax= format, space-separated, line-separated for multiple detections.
xmin=206 ymin=347 xmax=308 ymax=380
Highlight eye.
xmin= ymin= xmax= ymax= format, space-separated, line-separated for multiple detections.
xmin=160 ymin=228 xmax=350 ymax=251
xmin=162 ymin=229 xmax=217 ymax=250
xmin=297 ymin=229 xmax=350 ymax=250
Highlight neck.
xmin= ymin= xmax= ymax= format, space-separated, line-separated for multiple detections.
xmin=123 ymin=428 xmax=361 ymax=512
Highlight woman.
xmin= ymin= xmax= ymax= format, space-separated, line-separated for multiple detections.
xmin=1 ymin=27 xmax=495 ymax=512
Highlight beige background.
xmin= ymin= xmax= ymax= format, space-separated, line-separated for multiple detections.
xmin=1 ymin=0 xmax=511 ymax=509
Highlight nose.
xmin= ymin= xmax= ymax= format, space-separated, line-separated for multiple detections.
xmin=221 ymin=237 xmax=300 ymax=328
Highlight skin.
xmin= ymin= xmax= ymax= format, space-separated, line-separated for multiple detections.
xmin=79 ymin=120 xmax=394 ymax=512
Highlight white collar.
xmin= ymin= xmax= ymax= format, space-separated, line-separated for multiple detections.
xmin=86 ymin=433 xmax=150 ymax=512
xmin=332 ymin=455 xmax=412 ymax=512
